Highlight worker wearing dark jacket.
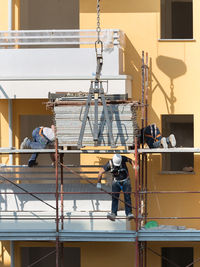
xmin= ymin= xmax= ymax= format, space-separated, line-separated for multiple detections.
xmin=20 ymin=125 xmax=55 ymax=167
xmin=140 ymin=124 xmax=176 ymax=148
xmin=97 ymin=154 xmax=134 ymax=221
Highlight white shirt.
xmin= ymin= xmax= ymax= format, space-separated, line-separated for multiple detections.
xmin=43 ymin=127 xmax=55 ymax=141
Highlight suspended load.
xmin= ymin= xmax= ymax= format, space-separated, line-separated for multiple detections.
xmin=50 ymin=96 xmax=139 ymax=147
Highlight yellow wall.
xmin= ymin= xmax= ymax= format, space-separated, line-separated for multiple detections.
xmin=80 ymin=0 xmax=200 ymax=138
xmin=148 ymin=241 xmax=200 ymax=267
xmin=80 ymin=0 xmax=200 ymax=230
xmin=0 ymin=0 xmax=20 ymax=30
xmin=14 ymin=241 xmax=135 ymax=267
xmin=0 ymin=0 xmax=199 ymax=266
xmin=12 ymin=241 xmax=200 ymax=267
xmin=0 ymin=0 xmax=9 ymax=30
xmin=0 ymin=242 xmax=10 ymax=267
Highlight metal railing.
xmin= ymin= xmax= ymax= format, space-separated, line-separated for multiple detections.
xmin=0 ymin=29 xmax=125 ymax=48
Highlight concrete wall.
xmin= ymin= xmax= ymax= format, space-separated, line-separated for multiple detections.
xmin=0 ymin=47 xmax=122 ymax=78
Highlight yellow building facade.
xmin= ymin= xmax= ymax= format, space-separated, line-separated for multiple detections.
xmin=0 ymin=0 xmax=199 ymax=267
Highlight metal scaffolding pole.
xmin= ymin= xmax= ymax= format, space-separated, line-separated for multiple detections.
xmin=55 ymin=139 xmax=60 ymax=267
xmin=135 ymin=136 xmax=139 ymax=267
xmin=60 ymin=150 xmax=64 ymax=267
xmin=140 ymin=51 xmax=149 ymax=267
xmin=144 ymin=52 xmax=149 ymax=267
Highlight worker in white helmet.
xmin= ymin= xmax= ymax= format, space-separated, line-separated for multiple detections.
xmin=97 ymin=154 xmax=134 ymax=221
xmin=20 ymin=125 xmax=55 ymax=167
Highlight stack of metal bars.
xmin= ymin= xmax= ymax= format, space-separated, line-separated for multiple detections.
xmin=53 ymin=100 xmax=139 ymax=147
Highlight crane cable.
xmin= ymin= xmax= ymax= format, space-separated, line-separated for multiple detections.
xmin=96 ymin=0 xmax=101 ymax=43
xmin=95 ymin=0 xmax=103 ymax=81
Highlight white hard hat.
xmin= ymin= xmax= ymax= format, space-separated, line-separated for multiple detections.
xmin=112 ymin=154 xmax=122 ymax=166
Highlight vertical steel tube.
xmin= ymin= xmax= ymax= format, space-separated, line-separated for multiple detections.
xmin=145 ymin=52 xmax=148 ymax=128
xmin=135 ymin=137 xmax=139 ymax=267
xmin=10 ymin=241 xmax=15 ymax=267
xmin=144 ymin=52 xmax=149 ymax=267
xmin=60 ymin=149 xmax=64 ymax=267
xmin=141 ymin=51 xmax=145 ymax=231
xmin=60 ymin=152 xmax=64 ymax=230
xmin=8 ymin=1 xmax=13 ymax=165
xmin=8 ymin=0 xmax=13 ymax=30
xmin=141 ymin=51 xmax=145 ymax=132
xmin=144 ymin=53 xmax=148 ymax=226
xmin=8 ymin=99 xmax=13 ymax=164
xmin=55 ymin=139 xmax=59 ymax=267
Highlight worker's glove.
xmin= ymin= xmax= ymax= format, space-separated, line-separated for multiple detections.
xmin=96 ymin=182 xmax=102 ymax=189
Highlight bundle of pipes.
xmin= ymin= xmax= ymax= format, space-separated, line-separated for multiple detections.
xmin=53 ymin=100 xmax=139 ymax=147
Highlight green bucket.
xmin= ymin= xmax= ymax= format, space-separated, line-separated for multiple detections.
xmin=144 ymin=221 xmax=159 ymax=229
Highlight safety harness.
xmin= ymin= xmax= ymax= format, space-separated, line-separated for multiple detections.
xmin=109 ymin=159 xmax=129 ymax=183
xmin=144 ymin=123 xmax=161 ymax=142
xmin=39 ymin=127 xmax=51 ymax=143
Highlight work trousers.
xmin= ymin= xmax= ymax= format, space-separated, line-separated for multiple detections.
xmin=111 ymin=178 xmax=132 ymax=216
xmin=27 ymin=127 xmax=50 ymax=163
xmin=146 ymin=136 xmax=170 ymax=148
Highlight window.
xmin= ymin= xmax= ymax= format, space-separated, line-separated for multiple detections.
xmin=161 ymin=0 xmax=193 ymax=39
xmin=21 ymin=247 xmax=80 ymax=267
xmin=162 ymin=115 xmax=193 ymax=172
xmin=162 ymin=247 xmax=193 ymax=266
xmin=20 ymin=0 xmax=79 ymax=30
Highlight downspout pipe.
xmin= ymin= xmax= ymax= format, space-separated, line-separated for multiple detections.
xmin=8 ymin=2 xmax=14 ymax=267
xmin=8 ymin=0 xmax=13 ymax=30
xmin=8 ymin=0 xmax=13 ymax=165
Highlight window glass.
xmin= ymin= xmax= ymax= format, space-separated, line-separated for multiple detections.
xmin=162 ymin=247 xmax=193 ymax=266
xmin=161 ymin=0 xmax=193 ymax=39
xmin=162 ymin=115 xmax=194 ymax=172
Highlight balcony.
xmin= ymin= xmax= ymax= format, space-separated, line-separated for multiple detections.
xmin=0 ymin=29 xmax=132 ymax=99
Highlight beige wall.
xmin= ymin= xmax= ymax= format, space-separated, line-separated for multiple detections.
xmin=0 ymin=0 xmax=200 ymax=266
xmin=80 ymin=0 xmax=200 ymax=230
xmin=14 ymin=241 xmax=135 ymax=267
xmin=0 ymin=0 xmax=20 ymax=30
xmin=13 ymin=241 xmax=200 ymax=267
xmin=0 ymin=242 xmax=10 ymax=267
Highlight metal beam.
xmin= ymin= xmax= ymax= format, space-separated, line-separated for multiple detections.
xmin=0 ymin=147 xmax=200 ymax=154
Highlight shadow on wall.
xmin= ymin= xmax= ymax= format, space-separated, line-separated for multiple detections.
xmin=124 ymin=35 xmax=187 ymax=125
xmin=156 ymin=56 xmax=187 ymax=114
xmin=80 ymin=0 xmax=159 ymax=13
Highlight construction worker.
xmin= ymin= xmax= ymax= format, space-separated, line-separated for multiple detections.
xmin=97 ymin=154 xmax=134 ymax=221
xmin=20 ymin=125 xmax=55 ymax=167
xmin=140 ymin=123 xmax=176 ymax=148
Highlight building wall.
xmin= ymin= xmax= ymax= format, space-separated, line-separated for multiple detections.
xmin=14 ymin=241 xmax=136 ymax=267
xmin=0 ymin=0 xmax=20 ymax=30
xmin=80 ymin=0 xmax=199 ymax=137
xmin=0 ymin=0 xmax=200 ymax=266
xmin=12 ymin=241 xmax=200 ymax=267
xmin=80 ymin=0 xmax=200 ymax=229
xmin=0 ymin=242 xmax=10 ymax=267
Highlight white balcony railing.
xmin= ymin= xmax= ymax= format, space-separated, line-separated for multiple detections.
xmin=0 ymin=29 xmax=125 ymax=48
xmin=0 ymin=29 xmax=132 ymax=99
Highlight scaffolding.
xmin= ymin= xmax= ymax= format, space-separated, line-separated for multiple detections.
xmin=1 ymin=52 xmax=200 ymax=267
